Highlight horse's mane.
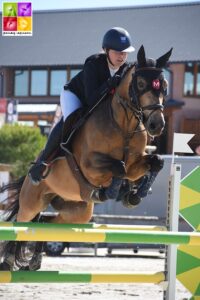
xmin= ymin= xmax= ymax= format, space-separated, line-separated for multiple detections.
xmin=97 ymin=63 xmax=136 ymax=122
xmin=120 ymin=62 xmax=135 ymax=80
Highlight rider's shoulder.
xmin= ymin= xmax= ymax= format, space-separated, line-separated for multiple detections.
xmin=84 ymin=53 xmax=106 ymax=65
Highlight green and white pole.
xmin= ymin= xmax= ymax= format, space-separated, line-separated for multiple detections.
xmin=164 ymin=164 xmax=181 ymax=300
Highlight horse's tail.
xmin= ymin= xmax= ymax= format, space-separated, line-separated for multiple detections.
xmin=0 ymin=176 xmax=26 ymax=221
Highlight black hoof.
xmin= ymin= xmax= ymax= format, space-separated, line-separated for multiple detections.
xmin=111 ymin=160 xmax=126 ymax=178
xmin=90 ymin=189 xmax=107 ymax=203
xmin=19 ymin=266 xmax=30 ymax=270
xmin=29 ymin=252 xmax=42 ymax=271
xmin=122 ymin=192 xmax=141 ymax=208
xmin=146 ymin=154 xmax=164 ymax=172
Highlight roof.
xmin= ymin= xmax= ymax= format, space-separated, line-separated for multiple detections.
xmin=0 ymin=2 xmax=200 ymax=66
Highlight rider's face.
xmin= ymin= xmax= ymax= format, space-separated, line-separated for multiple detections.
xmin=108 ymin=49 xmax=128 ymax=69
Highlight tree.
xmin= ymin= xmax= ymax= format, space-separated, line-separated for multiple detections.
xmin=0 ymin=124 xmax=46 ymax=178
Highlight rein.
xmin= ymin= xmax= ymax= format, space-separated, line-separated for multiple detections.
xmin=109 ymin=92 xmax=144 ymax=164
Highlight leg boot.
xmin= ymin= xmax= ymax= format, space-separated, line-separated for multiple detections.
xmin=28 ymin=118 xmax=63 ymax=185
xmin=90 ymin=178 xmax=122 ymax=203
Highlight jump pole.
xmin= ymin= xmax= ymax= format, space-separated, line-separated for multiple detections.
xmin=0 ymin=271 xmax=165 ymax=284
xmin=0 ymin=164 xmax=198 ymax=300
xmin=0 ymin=222 xmax=167 ymax=231
xmin=0 ymin=226 xmax=199 ymax=244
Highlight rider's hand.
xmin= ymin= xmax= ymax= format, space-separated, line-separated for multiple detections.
xmin=107 ymin=74 xmax=121 ymax=89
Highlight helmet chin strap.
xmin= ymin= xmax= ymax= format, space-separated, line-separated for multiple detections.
xmin=105 ymin=49 xmax=115 ymax=67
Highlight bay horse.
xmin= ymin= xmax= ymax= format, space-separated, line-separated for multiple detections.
xmin=0 ymin=45 xmax=172 ymax=270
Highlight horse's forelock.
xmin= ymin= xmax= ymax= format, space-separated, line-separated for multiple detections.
xmin=135 ymin=58 xmax=157 ymax=70
xmin=145 ymin=58 xmax=157 ymax=68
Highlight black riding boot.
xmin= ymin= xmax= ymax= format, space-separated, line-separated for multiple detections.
xmin=28 ymin=118 xmax=63 ymax=185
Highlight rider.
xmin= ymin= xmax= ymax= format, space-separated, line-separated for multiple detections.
xmin=28 ymin=27 xmax=162 ymax=204
xmin=29 ymin=27 xmax=134 ymax=181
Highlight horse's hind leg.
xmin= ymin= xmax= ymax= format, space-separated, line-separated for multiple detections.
xmin=0 ymin=241 xmax=17 ymax=270
xmin=0 ymin=177 xmax=49 ymax=271
xmin=17 ymin=178 xmax=50 ymax=222
xmin=13 ymin=179 xmax=51 ymax=270
xmin=49 ymin=197 xmax=94 ymax=224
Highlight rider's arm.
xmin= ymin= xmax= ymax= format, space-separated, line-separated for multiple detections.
xmin=83 ymin=60 xmax=110 ymax=106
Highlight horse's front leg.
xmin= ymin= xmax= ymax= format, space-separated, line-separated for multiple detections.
xmin=126 ymin=154 xmax=164 ymax=181
xmin=122 ymin=154 xmax=164 ymax=208
xmin=82 ymin=151 xmax=126 ymax=186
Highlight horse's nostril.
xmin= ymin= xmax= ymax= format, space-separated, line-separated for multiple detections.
xmin=149 ymin=122 xmax=156 ymax=130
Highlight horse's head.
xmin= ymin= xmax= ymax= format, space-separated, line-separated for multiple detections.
xmin=128 ymin=45 xmax=172 ymax=137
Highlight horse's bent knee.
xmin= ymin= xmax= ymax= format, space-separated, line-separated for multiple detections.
xmin=74 ymin=211 xmax=92 ymax=223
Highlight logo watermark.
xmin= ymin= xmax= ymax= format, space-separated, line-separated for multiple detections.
xmin=2 ymin=2 xmax=32 ymax=36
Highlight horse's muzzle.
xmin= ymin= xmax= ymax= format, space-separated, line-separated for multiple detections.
xmin=146 ymin=113 xmax=165 ymax=136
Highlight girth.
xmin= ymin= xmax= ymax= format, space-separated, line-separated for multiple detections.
xmin=65 ymin=151 xmax=99 ymax=202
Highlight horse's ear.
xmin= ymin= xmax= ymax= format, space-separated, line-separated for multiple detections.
xmin=137 ymin=45 xmax=146 ymax=67
xmin=156 ymin=48 xmax=173 ymax=68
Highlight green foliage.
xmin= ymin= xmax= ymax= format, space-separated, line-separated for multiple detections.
xmin=0 ymin=124 xmax=46 ymax=178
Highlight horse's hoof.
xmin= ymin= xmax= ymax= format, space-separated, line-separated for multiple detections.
xmin=111 ymin=160 xmax=126 ymax=178
xmin=90 ymin=189 xmax=107 ymax=203
xmin=146 ymin=154 xmax=164 ymax=172
xmin=122 ymin=192 xmax=141 ymax=208
xmin=29 ymin=261 xmax=41 ymax=271
xmin=29 ymin=253 xmax=42 ymax=271
xmin=19 ymin=266 xmax=30 ymax=271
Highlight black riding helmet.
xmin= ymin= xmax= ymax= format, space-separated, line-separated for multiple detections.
xmin=102 ymin=27 xmax=135 ymax=53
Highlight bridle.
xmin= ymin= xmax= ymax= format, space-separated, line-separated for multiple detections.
xmin=113 ymin=65 xmax=167 ymax=130
xmin=109 ymin=65 xmax=167 ymax=163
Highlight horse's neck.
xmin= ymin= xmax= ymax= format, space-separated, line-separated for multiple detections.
xmin=111 ymin=78 xmax=133 ymax=128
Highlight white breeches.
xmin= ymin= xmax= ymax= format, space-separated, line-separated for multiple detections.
xmin=60 ymin=88 xmax=82 ymax=121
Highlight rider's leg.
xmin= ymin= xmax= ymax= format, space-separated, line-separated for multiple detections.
xmin=28 ymin=117 xmax=64 ymax=185
xmin=28 ymin=89 xmax=82 ymax=185
xmin=60 ymin=89 xmax=82 ymax=121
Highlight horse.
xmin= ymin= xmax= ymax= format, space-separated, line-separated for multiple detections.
xmin=0 ymin=45 xmax=172 ymax=270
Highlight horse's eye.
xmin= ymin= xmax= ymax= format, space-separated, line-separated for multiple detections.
xmin=137 ymin=77 xmax=147 ymax=91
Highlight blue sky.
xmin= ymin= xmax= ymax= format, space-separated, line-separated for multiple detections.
xmin=28 ymin=0 xmax=200 ymax=10
xmin=1 ymin=0 xmax=199 ymax=11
